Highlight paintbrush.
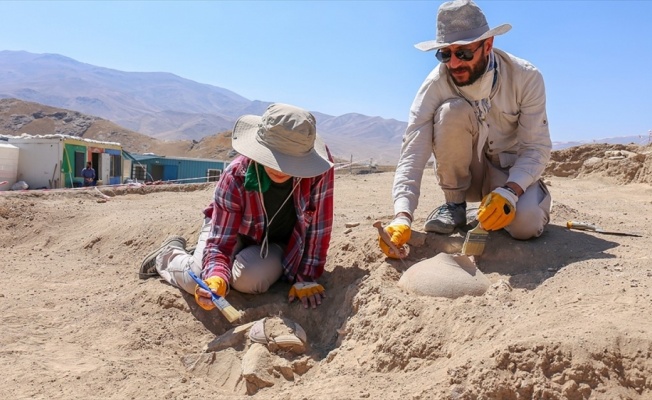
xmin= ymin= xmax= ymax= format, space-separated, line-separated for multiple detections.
xmin=187 ymin=270 xmax=242 ymax=323
xmin=461 ymin=221 xmax=488 ymax=256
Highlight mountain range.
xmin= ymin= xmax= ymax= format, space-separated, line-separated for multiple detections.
xmin=0 ymin=50 xmax=405 ymax=165
xmin=0 ymin=50 xmax=647 ymax=165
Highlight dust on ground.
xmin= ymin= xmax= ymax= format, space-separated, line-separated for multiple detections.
xmin=1 ymin=143 xmax=651 ymax=399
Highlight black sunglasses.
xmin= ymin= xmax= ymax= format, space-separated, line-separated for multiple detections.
xmin=436 ymin=41 xmax=484 ymax=63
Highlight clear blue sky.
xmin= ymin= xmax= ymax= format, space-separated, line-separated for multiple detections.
xmin=1 ymin=1 xmax=651 ymax=143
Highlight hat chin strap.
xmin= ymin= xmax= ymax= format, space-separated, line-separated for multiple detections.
xmin=255 ymin=162 xmax=301 ymax=259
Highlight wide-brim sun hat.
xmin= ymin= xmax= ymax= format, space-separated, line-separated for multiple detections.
xmin=415 ymin=0 xmax=511 ymax=52
xmin=232 ymin=103 xmax=333 ymax=178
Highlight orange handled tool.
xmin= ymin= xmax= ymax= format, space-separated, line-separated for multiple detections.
xmin=566 ymin=221 xmax=642 ymax=237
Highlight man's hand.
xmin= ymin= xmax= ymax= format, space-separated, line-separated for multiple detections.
xmin=477 ymin=187 xmax=519 ymax=231
xmin=288 ymin=282 xmax=325 ymax=309
xmin=378 ymin=215 xmax=411 ymax=259
xmin=194 ymin=276 xmax=228 ymax=311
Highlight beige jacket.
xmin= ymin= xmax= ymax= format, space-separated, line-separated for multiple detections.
xmin=393 ymin=48 xmax=551 ymax=218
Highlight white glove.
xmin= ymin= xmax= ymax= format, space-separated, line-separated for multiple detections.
xmin=492 ymin=187 xmax=518 ymax=207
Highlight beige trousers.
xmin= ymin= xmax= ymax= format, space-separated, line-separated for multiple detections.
xmin=432 ymin=98 xmax=552 ymax=239
xmin=155 ymin=217 xmax=283 ymax=294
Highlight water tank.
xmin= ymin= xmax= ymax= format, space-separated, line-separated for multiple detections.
xmin=0 ymin=143 xmax=19 ymax=191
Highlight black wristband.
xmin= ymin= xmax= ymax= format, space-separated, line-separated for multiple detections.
xmin=502 ymin=185 xmax=518 ymax=197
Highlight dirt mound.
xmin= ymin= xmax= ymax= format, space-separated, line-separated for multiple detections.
xmin=1 ymin=169 xmax=651 ymax=399
xmin=546 ymin=142 xmax=652 ymax=184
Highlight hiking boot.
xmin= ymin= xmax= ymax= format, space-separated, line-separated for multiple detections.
xmin=424 ymin=202 xmax=467 ymax=234
xmin=138 ymin=235 xmax=187 ymax=279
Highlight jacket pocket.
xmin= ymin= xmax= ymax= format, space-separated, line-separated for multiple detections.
xmin=498 ymin=152 xmax=518 ymax=168
xmin=495 ymin=111 xmax=519 ymax=132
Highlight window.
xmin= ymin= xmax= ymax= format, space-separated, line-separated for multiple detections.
xmin=207 ymin=169 xmax=222 ymax=182
xmin=134 ymin=164 xmax=147 ymax=181
xmin=74 ymin=151 xmax=86 ymax=177
xmin=110 ymin=154 xmax=121 ymax=176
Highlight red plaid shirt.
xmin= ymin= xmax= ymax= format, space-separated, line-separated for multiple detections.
xmin=202 ymin=155 xmax=334 ymax=284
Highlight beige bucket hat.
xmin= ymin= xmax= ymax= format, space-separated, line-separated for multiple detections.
xmin=232 ymin=103 xmax=333 ymax=178
xmin=415 ymin=0 xmax=511 ymax=52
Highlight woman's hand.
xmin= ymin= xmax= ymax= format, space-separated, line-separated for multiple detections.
xmin=288 ymin=282 xmax=326 ymax=309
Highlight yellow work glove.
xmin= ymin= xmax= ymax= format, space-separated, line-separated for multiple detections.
xmin=379 ymin=216 xmax=411 ymax=259
xmin=477 ymin=187 xmax=519 ymax=231
xmin=289 ymin=282 xmax=325 ymax=309
xmin=194 ymin=276 xmax=228 ymax=311
xmin=288 ymin=282 xmax=324 ymax=299
xmin=288 ymin=282 xmax=326 ymax=308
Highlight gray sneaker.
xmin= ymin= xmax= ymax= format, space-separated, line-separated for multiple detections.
xmin=424 ymin=202 xmax=467 ymax=234
xmin=138 ymin=236 xmax=187 ymax=279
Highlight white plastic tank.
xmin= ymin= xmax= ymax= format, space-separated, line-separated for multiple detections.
xmin=0 ymin=143 xmax=20 ymax=191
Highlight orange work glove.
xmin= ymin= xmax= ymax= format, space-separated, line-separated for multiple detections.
xmin=379 ymin=216 xmax=411 ymax=259
xmin=194 ymin=276 xmax=228 ymax=311
xmin=477 ymin=187 xmax=519 ymax=231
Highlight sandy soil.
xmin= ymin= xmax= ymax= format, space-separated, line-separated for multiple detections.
xmin=1 ymin=143 xmax=651 ymax=400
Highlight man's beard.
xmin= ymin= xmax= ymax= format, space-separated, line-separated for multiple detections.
xmin=448 ymin=50 xmax=488 ymax=87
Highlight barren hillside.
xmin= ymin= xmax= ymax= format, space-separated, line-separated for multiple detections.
xmin=0 ymin=98 xmax=235 ymax=160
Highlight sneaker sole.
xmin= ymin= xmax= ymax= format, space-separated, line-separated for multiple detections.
xmin=138 ymin=236 xmax=186 ymax=279
xmin=424 ymin=220 xmax=456 ymax=234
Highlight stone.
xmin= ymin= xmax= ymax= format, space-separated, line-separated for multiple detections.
xmin=203 ymin=321 xmax=255 ymax=352
xmin=398 ymin=253 xmax=490 ymax=298
xmin=241 ymin=343 xmax=275 ymax=395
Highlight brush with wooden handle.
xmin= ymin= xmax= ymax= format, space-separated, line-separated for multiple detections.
xmin=462 ymin=222 xmax=488 ymax=256
xmin=566 ymin=221 xmax=642 ymax=237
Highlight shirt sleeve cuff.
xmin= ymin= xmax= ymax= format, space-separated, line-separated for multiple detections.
xmin=507 ymin=171 xmax=534 ymax=194
xmin=393 ymin=198 xmax=414 ymax=220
